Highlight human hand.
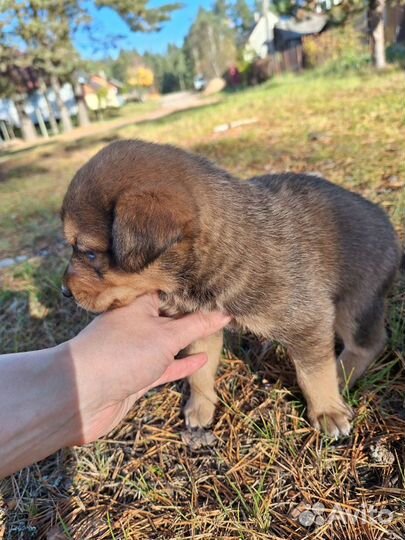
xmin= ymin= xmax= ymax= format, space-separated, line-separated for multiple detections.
xmin=68 ymin=294 xmax=230 ymax=444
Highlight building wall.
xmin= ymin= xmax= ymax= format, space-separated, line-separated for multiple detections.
xmin=245 ymin=12 xmax=280 ymax=60
xmin=84 ymin=87 xmax=120 ymax=111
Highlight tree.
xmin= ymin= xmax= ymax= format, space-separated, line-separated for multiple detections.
xmin=232 ymin=0 xmax=255 ymax=31
xmin=368 ymin=0 xmax=386 ymax=68
xmin=0 ymin=19 xmax=38 ymax=141
xmin=213 ymin=0 xmax=229 ymax=18
xmin=127 ymin=65 xmax=154 ymax=88
xmin=106 ymin=51 xmax=141 ymax=88
xmin=231 ymin=0 xmax=255 ymax=45
xmin=0 ymin=1 xmax=84 ymax=132
xmin=141 ymin=44 xmax=193 ymax=94
xmin=184 ymin=8 xmax=238 ymax=80
xmin=13 ymin=94 xmax=38 ymax=141
xmin=324 ymin=0 xmax=388 ymax=68
xmin=0 ymin=36 xmax=38 ymax=141
xmin=0 ymin=0 xmax=181 ymax=138
xmin=169 ymin=45 xmax=188 ymax=90
xmin=95 ymin=0 xmax=182 ymax=32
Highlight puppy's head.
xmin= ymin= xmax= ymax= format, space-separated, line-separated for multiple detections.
xmin=61 ymin=140 xmax=197 ymax=312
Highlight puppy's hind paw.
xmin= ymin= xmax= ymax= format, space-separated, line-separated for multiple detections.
xmin=183 ymin=393 xmax=217 ymax=429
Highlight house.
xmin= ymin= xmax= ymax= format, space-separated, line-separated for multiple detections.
xmin=82 ymin=74 xmax=124 ymax=111
xmin=274 ymin=13 xmax=328 ymax=51
xmin=244 ymin=10 xmax=328 ymax=60
xmin=244 ymin=11 xmax=280 ymax=60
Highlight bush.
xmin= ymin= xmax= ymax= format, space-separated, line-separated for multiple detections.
xmin=303 ymin=25 xmax=369 ymax=74
xmin=320 ymin=50 xmax=371 ymax=76
xmin=386 ymin=43 xmax=405 ymax=68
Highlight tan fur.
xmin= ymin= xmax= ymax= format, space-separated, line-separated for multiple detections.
xmin=61 ymin=139 xmax=401 ymax=437
xmin=65 ymin=259 xmax=178 ymax=312
xmin=182 ymin=331 xmax=223 ymax=429
xmin=63 ymin=218 xmax=78 ymax=245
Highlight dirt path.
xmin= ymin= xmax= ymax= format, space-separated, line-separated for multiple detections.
xmin=1 ymin=92 xmax=220 ymax=159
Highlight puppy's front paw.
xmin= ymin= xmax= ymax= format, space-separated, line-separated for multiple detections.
xmin=184 ymin=393 xmax=217 ymax=429
xmin=308 ymin=403 xmax=353 ymax=438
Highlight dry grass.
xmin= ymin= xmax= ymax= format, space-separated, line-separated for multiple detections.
xmin=0 ymin=69 xmax=404 ymax=539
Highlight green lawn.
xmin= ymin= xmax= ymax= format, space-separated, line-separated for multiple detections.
xmin=0 ymin=70 xmax=404 ymax=539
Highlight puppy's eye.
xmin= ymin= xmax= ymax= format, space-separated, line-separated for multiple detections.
xmin=86 ymin=251 xmax=97 ymax=262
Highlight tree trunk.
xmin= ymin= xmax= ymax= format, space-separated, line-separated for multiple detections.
xmin=178 ymin=72 xmax=186 ymax=91
xmin=14 ymin=96 xmax=37 ymax=142
xmin=73 ymin=78 xmax=90 ymax=127
xmin=208 ymin=25 xmax=220 ymax=77
xmin=50 ymin=74 xmax=73 ymax=132
xmin=369 ymin=0 xmax=387 ymax=69
xmin=39 ymin=78 xmax=59 ymax=135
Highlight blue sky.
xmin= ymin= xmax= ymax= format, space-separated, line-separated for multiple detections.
xmin=74 ymin=0 xmax=217 ymax=59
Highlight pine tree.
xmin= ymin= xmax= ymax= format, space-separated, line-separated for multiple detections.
xmin=185 ymin=8 xmax=237 ymax=80
xmin=231 ymin=0 xmax=255 ymax=43
xmin=95 ymin=0 xmax=182 ymax=32
xmin=213 ymin=0 xmax=229 ymax=18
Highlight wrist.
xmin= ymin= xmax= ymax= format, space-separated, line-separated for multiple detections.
xmin=66 ymin=334 xmax=116 ymax=411
xmin=0 ymin=344 xmax=82 ymax=477
xmin=45 ymin=342 xmax=85 ymax=447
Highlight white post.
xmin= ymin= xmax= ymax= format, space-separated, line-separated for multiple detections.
xmin=0 ymin=121 xmax=10 ymax=141
xmin=36 ymin=108 xmax=49 ymax=138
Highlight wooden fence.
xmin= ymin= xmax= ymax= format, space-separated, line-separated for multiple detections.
xmin=386 ymin=3 xmax=405 ymax=44
xmin=250 ymin=45 xmax=304 ymax=83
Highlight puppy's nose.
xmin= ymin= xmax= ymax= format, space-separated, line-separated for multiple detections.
xmin=61 ymin=284 xmax=73 ymax=298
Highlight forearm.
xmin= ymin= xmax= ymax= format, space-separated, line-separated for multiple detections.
xmin=0 ymin=344 xmax=81 ymax=479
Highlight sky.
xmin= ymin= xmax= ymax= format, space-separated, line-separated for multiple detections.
xmin=74 ymin=0 xmax=217 ymax=60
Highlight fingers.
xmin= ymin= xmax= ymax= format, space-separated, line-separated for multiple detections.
xmin=107 ymin=293 xmax=161 ymax=319
xmin=151 ymin=353 xmax=208 ymax=387
xmin=167 ymin=311 xmax=231 ymax=354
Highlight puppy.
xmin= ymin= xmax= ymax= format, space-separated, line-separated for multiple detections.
xmin=61 ymin=139 xmax=401 ymax=437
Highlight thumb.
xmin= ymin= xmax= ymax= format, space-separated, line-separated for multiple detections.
xmin=151 ymin=353 xmax=208 ymax=387
xmin=167 ymin=311 xmax=231 ymax=354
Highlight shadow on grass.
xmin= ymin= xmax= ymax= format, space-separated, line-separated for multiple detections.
xmin=134 ymin=100 xmax=222 ymax=128
xmin=0 ymin=139 xmax=56 ymax=160
xmin=61 ymin=102 xmax=224 ymax=155
xmin=63 ymin=133 xmax=124 ymax=154
xmin=0 ymin=164 xmax=49 ymax=184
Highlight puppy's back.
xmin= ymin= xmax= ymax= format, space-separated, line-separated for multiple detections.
xmin=249 ymin=173 xmax=401 ymax=300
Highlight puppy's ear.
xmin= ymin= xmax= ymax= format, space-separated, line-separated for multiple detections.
xmin=112 ymin=191 xmax=185 ymax=273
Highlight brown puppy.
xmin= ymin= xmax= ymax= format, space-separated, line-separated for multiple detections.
xmin=61 ymin=139 xmax=401 ymax=437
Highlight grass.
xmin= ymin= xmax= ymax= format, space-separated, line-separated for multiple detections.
xmin=0 ymin=69 xmax=404 ymax=539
